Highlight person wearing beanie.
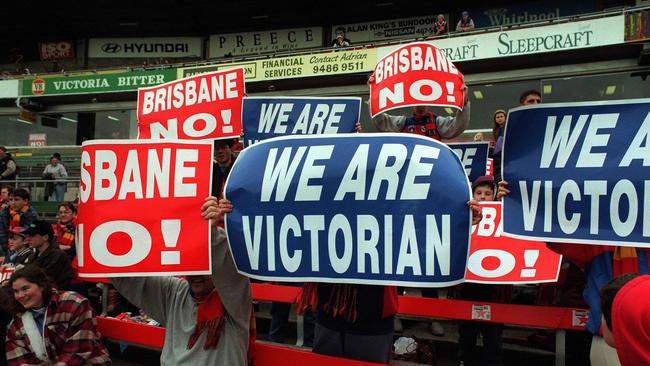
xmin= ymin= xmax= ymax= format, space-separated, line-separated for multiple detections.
xmin=600 ymin=274 xmax=650 ymax=366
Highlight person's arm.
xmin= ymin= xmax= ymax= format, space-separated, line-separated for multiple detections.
xmin=367 ymin=73 xmax=407 ymax=132
xmin=1 ymin=160 xmax=16 ymax=179
xmin=53 ymin=296 xmax=108 ymax=366
xmin=202 ymin=198 xmax=251 ymax=332
xmin=468 ymin=20 xmax=475 ymax=30
xmin=436 ymin=92 xmax=471 ymax=139
xmin=211 ymin=227 xmax=252 ymax=332
xmin=110 ymin=275 xmax=184 ymax=325
xmin=456 ymin=20 xmax=463 ymax=32
xmin=58 ymin=165 xmax=68 ymax=180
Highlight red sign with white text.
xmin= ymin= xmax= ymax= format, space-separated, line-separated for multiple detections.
xmin=77 ymin=140 xmax=214 ymax=277
xmin=0 ymin=268 xmax=15 ymax=283
xmin=39 ymin=41 xmax=75 ymax=60
xmin=137 ymin=68 xmax=245 ymax=140
xmin=466 ymin=202 xmax=562 ymax=284
xmin=370 ymin=42 xmax=464 ymax=117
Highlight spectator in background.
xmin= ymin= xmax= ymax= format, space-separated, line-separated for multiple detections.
xmin=331 ymin=27 xmax=351 ymax=48
xmin=433 ymin=14 xmax=447 ymax=35
xmin=0 ymin=147 xmax=18 ymax=181
xmin=490 ymin=109 xmax=507 ymax=181
xmin=520 ymin=90 xmax=542 ymax=105
xmin=42 ymin=154 xmax=68 ymax=202
xmin=1 ymin=185 xmax=12 ymax=211
xmin=473 ymin=132 xmax=484 ymax=141
xmin=1 ymin=227 xmax=32 ymax=268
xmin=212 ymin=138 xmax=238 ymax=200
xmin=22 ymin=221 xmax=73 ymax=290
xmin=456 ymin=11 xmax=475 ymax=32
xmin=0 ymin=189 xmax=38 ymax=255
xmin=600 ymin=274 xmax=650 ymax=366
xmin=52 ymin=202 xmax=76 ymax=259
xmin=6 ymin=266 xmax=111 ymax=365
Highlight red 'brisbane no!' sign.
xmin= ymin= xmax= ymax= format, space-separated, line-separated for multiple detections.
xmin=370 ymin=42 xmax=464 ymax=117
xmin=137 ymin=68 xmax=245 ymax=140
xmin=77 ymin=140 xmax=214 ymax=277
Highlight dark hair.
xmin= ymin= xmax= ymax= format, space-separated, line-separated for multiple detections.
xmin=9 ymin=266 xmax=55 ymax=312
xmin=519 ymin=90 xmax=541 ymax=104
xmin=0 ymin=146 xmax=6 ymax=152
xmin=58 ymin=202 xmax=76 ymax=213
xmin=9 ymin=188 xmax=30 ymax=201
xmin=1 ymin=185 xmax=13 ymax=194
xmin=491 ymin=109 xmax=507 ymax=141
xmin=600 ymin=272 xmax=642 ymax=334
xmin=472 ymin=181 xmax=495 ymax=194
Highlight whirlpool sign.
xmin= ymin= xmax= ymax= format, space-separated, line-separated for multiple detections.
xmin=89 ymin=37 xmax=203 ymax=58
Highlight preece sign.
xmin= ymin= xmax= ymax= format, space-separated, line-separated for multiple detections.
xmin=209 ymin=27 xmax=323 ymax=58
xmin=225 ymin=134 xmax=472 ymax=287
xmin=137 ymin=68 xmax=245 ymax=140
xmin=448 ymin=142 xmax=489 ymax=183
xmin=39 ymin=41 xmax=75 ymax=60
xmin=502 ymin=100 xmax=650 ymax=247
xmin=466 ymin=202 xmax=562 ymax=284
xmin=76 ymin=140 xmax=213 ymax=277
xmin=242 ymin=97 xmax=361 ymax=147
xmin=333 ymin=15 xmax=444 ymax=44
xmin=370 ymin=42 xmax=464 ymax=117
xmin=88 ymin=37 xmax=203 ymax=58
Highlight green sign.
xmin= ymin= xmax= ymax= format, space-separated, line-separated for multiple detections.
xmin=21 ymin=69 xmax=177 ymax=96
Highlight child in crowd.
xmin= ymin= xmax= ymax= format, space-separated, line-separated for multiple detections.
xmin=0 ymin=189 xmax=38 ymax=256
xmin=52 ymin=202 xmax=76 ymax=259
xmin=2 ymin=227 xmax=32 ymax=267
xmin=457 ymin=176 xmax=510 ymax=366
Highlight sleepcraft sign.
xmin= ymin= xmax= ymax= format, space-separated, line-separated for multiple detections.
xmin=21 ymin=69 xmax=177 ymax=96
xmin=89 ymin=37 xmax=203 ymax=58
xmin=376 ymin=15 xmax=624 ymax=62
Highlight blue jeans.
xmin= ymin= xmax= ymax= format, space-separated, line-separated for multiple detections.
xmin=50 ymin=184 xmax=66 ymax=201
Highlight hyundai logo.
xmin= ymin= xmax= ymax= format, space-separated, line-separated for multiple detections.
xmin=101 ymin=43 xmax=122 ymax=53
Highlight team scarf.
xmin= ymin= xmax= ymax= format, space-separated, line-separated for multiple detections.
xmin=187 ymin=288 xmax=225 ymax=350
xmin=53 ymin=220 xmax=76 ymax=246
xmin=613 ymin=246 xmax=641 ymax=276
xmin=297 ymin=283 xmax=359 ymax=322
xmin=9 ymin=205 xmax=29 ymax=229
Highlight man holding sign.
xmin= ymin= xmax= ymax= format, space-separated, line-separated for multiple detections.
xmin=368 ymin=42 xmax=470 ymax=141
xmin=110 ymin=198 xmax=253 ymax=366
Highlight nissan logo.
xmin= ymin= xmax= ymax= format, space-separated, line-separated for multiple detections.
xmin=101 ymin=43 xmax=122 ymax=53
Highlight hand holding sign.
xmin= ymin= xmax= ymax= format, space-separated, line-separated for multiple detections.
xmin=77 ymin=140 xmax=214 ymax=277
xmin=224 ymin=133 xmax=472 ymax=287
xmin=370 ymin=42 xmax=465 ymax=117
